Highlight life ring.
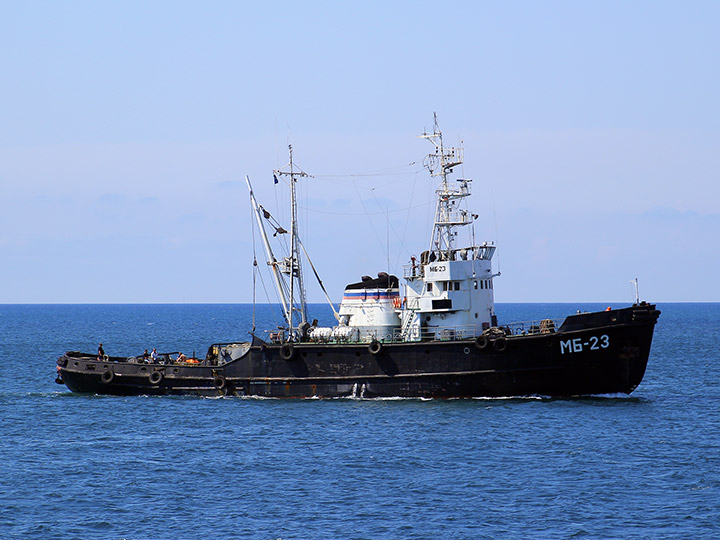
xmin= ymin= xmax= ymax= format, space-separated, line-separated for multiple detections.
xmin=493 ymin=337 xmax=507 ymax=352
xmin=280 ymin=344 xmax=295 ymax=360
xmin=149 ymin=371 xmax=163 ymax=385
xmin=368 ymin=340 xmax=382 ymax=355
xmin=474 ymin=335 xmax=489 ymax=350
xmin=213 ymin=375 xmax=226 ymax=390
xmin=101 ymin=369 xmax=114 ymax=384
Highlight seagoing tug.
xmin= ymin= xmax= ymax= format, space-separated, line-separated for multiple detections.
xmin=56 ymin=116 xmax=660 ymax=398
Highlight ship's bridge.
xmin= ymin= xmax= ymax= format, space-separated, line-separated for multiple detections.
xmin=404 ymin=243 xmax=496 ymax=278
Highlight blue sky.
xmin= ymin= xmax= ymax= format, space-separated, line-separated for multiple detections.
xmin=1 ymin=1 xmax=718 ymax=303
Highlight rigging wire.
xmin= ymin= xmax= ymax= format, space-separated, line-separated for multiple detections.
xmin=256 ymin=263 xmax=274 ymax=318
xmin=312 ymin=161 xmax=419 ymax=178
xmin=491 ymin=184 xmax=501 ymax=276
xmin=250 ymin=190 xmax=257 ymax=333
xmin=311 ymin=171 xmax=423 ymax=191
xmin=395 ymin=170 xmax=420 ymax=269
xmin=351 ymin=179 xmax=385 ymax=250
xmin=369 ymin=188 xmax=417 ymax=270
xmin=298 ymin=199 xmax=432 ymax=216
xmin=369 ymin=189 xmax=391 ymax=272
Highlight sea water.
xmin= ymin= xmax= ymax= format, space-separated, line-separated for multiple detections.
xmin=0 ymin=303 xmax=718 ymax=539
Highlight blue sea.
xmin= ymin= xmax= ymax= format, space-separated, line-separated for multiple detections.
xmin=0 ymin=303 xmax=718 ymax=540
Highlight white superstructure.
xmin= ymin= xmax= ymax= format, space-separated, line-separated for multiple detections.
xmin=310 ymin=273 xmax=401 ymax=343
xmin=399 ymin=115 xmax=498 ymax=341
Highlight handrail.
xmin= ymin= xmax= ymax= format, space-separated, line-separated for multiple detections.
xmin=501 ymin=318 xmax=563 ymax=336
xmin=404 ymin=244 xmax=496 ymax=277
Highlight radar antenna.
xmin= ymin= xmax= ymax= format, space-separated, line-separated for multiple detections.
xmin=419 ymin=113 xmax=472 ymax=260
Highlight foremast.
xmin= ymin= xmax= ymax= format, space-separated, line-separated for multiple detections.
xmin=246 ymin=145 xmax=311 ymax=338
xmin=273 ymin=146 xmax=309 ymax=333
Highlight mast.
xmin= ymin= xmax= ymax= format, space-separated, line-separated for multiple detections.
xmin=274 ymin=145 xmax=309 ymax=334
xmin=419 ymin=113 xmax=471 ymax=260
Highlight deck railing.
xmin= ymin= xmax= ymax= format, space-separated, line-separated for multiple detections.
xmin=271 ymin=316 xmax=565 ymax=345
xmin=501 ymin=318 xmax=563 ymax=336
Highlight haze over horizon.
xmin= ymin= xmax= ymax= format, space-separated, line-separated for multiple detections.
xmin=1 ymin=1 xmax=718 ymax=303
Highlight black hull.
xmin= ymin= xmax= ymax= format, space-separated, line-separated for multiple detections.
xmin=56 ymin=304 xmax=660 ymax=399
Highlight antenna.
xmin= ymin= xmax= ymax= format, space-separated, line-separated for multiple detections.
xmin=631 ymin=278 xmax=640 ymax=305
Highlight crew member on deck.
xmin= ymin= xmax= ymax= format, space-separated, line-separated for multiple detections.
xmin=150 ymin=348 xmax=158 ymax=363
xmin=98 ymin=343 xmax=105 ymax=360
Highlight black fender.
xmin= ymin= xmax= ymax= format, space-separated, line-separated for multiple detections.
xmin=280 ymin=344 xmax=295 ymax=361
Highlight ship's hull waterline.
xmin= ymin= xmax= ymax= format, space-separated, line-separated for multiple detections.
xmin=57 ymin=304 xmax=659 ymax=399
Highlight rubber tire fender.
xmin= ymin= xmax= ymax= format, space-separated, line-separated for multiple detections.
xmin=213 ymin=375 xmax=226 ymax=390
xmin=368 ymin=340 xmax=382 ymax=355
xmin=101 ymin=369 xmax=114 ymax=384
xmin=149 ymin=371 xmax=163 ymax=385
xmin=280 ymin=344 xmax=295 ymax=361
xmin=474 ymin=335 xmax=489 ymax=351
xmin=493 ymin=337 xmax=507 ymax=352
